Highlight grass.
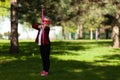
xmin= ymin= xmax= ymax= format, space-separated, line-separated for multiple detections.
xmin=0 ymin=39 xmax=120 ymax=80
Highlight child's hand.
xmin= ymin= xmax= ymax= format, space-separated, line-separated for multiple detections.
xmin=41 ymin=25 xmax=45 ymax=29
xmin=38 ymin=25 xmax=42 ymax=29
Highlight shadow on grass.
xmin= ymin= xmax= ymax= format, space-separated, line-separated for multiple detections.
xmin=1 ymin=40 xmax=120 ymax=80
xmin=50 ymin=58 xmax=120 ymax=80
xmin=95 ymin=54 xmax=120 ymax=64
xmin=95 ymin=48 xmax=120 ymax=63
xmin=0 ymin=40 xmax=112 ymax=55
xmin=51 ymin=40 xmax=112 ymax=55
xmin=0 ymin=56 xmax=120 ymax=80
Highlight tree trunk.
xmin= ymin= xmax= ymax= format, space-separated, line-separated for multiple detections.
xmin=95 ymin=28 xmax=98 ymax=41
xmin=90 ymin=28 xmax=93 ymax=40
xmin=95 ymin=28 xmax=101 ymax=40
xmin=62 ymin=25 xmax=65 ymax=40
xmin=10 ymin=0 xmax=19 ymax=53
xmin=68 ymin=32 xmax=72 ymax=40
xmin=98 ymin=27 xmax=100 ymax=40
xmin=105 ymin=29 xmax=111 ymax=39
xmin=119 ymin=25 xmax=120 ymax=38
xmin=112 ymin=25 xmax=119 ymax=48
xmin=77 ymin=25 xmax=83 ymax=39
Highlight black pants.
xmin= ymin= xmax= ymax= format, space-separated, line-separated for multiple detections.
xmin=40 ymin=44 xmax=50 ymax=72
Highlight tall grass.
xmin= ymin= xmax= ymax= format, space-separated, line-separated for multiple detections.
xmin=0 ymin=40 xmax=120 ymax=80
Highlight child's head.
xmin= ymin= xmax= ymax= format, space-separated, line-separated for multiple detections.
xmin=43 ymin=17 xmax=50 ymax=26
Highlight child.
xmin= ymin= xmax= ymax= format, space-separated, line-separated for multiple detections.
xmin=32 ymin=17 xmax=51 ymax=76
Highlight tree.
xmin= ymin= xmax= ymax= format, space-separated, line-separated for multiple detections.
xmin=9 ymin=0 xmax=120 ymax=47
xmin=78 ymin=2 xmax=104 ymax=40
xmin=0 ymin=0 xmax=19 ymax=53
xmin=4 ymin=31 xmax=10 ymax=39
xmin=101 ymin=0 xmax=120 ymax=48
xmin=111 ymin=1 xmax=120 ymax=48
xmin=74 ymin=0 xmax=120 ymax=46
xmin=10 ymin=0 xmax=19 ymax=53
xmin=18 ymin=0 xmax=72 ymax=39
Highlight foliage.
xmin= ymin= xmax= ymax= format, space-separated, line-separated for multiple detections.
xmin=0 ymin=0 xmax=10 ymax=18
xmin=81 ymin=4 xmax=104 ymax=30
xmin=4 ymin=31 xmax=10 ymax=39
xmin=0 ymin=0 xmax=120 ymax=27
xmin=18 ymin=0 xmax=41 ymax=24
xmin=4 ymin=31 xmax=10 ymax=36
xmin=18 ymin=0 xmax=61 ymax=24
xmin=15 ymin=0 xmax=120 ymax=34
xmin=0 ymin=0 xmax=120 ymax=45
xmin=65 ymin=20 xmax=77 ymax=33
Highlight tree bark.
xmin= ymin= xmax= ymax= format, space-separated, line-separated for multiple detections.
xmin=77 ymin=25 xmax=83 ymax=39
xmin=112 ymin=25 xmax=119 ymax=48
xmin=105 ymin=29 xmax=111 ymax=39
xmin=10 ymin=0 xmax=19 ymax=53
xmin=98 ymin=27 xmax=100 ymax=40
xmin=90 ymin=28 xmax=93 ymax=40
xmin=95 ymin=28 xmax=98 ymax=41
xmin=62 ymin=25 xmax=65 ymax=40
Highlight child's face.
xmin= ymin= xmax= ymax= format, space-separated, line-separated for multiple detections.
xmin=43 ymin=18 xmax=50 ymax=25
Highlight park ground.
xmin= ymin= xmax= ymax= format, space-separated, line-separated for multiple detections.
xmin=0 ymin=40 xmax=120 ymax=80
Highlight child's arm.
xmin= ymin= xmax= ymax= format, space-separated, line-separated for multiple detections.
xmin=32 ymin=24 xmax=41 ymax=30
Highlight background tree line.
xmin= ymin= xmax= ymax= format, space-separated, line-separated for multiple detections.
xmin=0 ymin=0 xmax=120 ymax=53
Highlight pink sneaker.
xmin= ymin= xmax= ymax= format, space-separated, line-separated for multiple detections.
xmin=40 ymin=70 xmax=48 ymax=76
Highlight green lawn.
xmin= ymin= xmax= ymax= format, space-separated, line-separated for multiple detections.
xmin=0 ymin=40 xmax=120 ymax=80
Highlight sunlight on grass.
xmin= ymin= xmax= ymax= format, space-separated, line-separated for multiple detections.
xmin=71 ymin=69 xmax=83 ymax=73
xmin=20 ymin=56 xmax=27 ymax=61
xmin=0 ymin=40 xmax=120 ymax=80
xmin=51 ymin=40 xmax=120 ymax=66
xmin=0 ymin=56 xmax=17 ymax=63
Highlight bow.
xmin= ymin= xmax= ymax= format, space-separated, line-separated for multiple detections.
xmin=41 ymin=6 xmax=44 ymax=25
